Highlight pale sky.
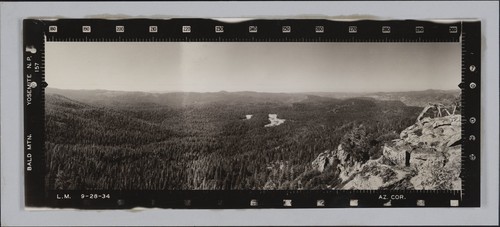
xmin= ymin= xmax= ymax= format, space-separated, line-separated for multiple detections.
xmin=46 ymin=42 xmax=460 ymax=93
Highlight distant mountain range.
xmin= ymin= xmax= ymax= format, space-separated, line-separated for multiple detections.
xmin=306 ymin=89 xmax=460 ymax=107
xmin=46 ymin=88 xmax=460 ymax=108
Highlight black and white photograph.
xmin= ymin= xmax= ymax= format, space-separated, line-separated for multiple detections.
xmin=3 ymin=1 xmax=497 ymax=225
xmin=44 ymin=41 xmax=462 ymax=191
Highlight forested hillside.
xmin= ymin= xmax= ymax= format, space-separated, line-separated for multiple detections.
xmin=45 ymin=89 xmax=458 ymax=190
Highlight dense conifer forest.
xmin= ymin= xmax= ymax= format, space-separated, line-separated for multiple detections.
xmin=45 ymin=89 xmax=458 ymax=190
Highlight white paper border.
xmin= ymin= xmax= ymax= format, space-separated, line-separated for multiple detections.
xmin=1 ymin=1 xmax=498 ymax=226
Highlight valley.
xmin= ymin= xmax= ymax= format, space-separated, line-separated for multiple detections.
xmin=44 ymin=88 xmax=459 ymax=190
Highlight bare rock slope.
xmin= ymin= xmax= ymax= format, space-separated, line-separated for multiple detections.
xmin=312 ymin=113 xmax=462 ymax=190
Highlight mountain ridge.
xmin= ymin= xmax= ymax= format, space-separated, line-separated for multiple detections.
xmin=46 ymin=87 xmax=459 ymax=108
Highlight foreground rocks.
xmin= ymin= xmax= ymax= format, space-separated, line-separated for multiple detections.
xmin=311 ymin=114 xmax=462 ymax=190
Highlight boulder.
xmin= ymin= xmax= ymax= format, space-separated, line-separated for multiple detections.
xmin=311 ymin=150 xmax=333 ymax=173
xmin=382 ymin=144 xmax=408 ymax=166
xmin=342 ymin=159 xmax=410 ymax=190
xmin=311 ymin=144 xmax=365 ymax=181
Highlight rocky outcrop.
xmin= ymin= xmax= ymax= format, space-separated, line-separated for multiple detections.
xmin=311 ymin=150 xmax=333 ymax=173
xmin=311 ymin=114 xmax=462 ymax=190
xmin=311 ymin=144 xmax=365 ymax=182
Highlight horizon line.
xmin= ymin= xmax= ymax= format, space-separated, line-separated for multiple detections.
xmin=46 ymin=87 xmax=461 ymax=94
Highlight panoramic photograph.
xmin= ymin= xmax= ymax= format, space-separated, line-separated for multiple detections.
xmin=44 ymin=42 xmax=462 ymax=191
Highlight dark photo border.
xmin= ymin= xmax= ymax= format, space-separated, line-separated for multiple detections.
xmin=23 ymin=18 xmax=481 ymax=209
